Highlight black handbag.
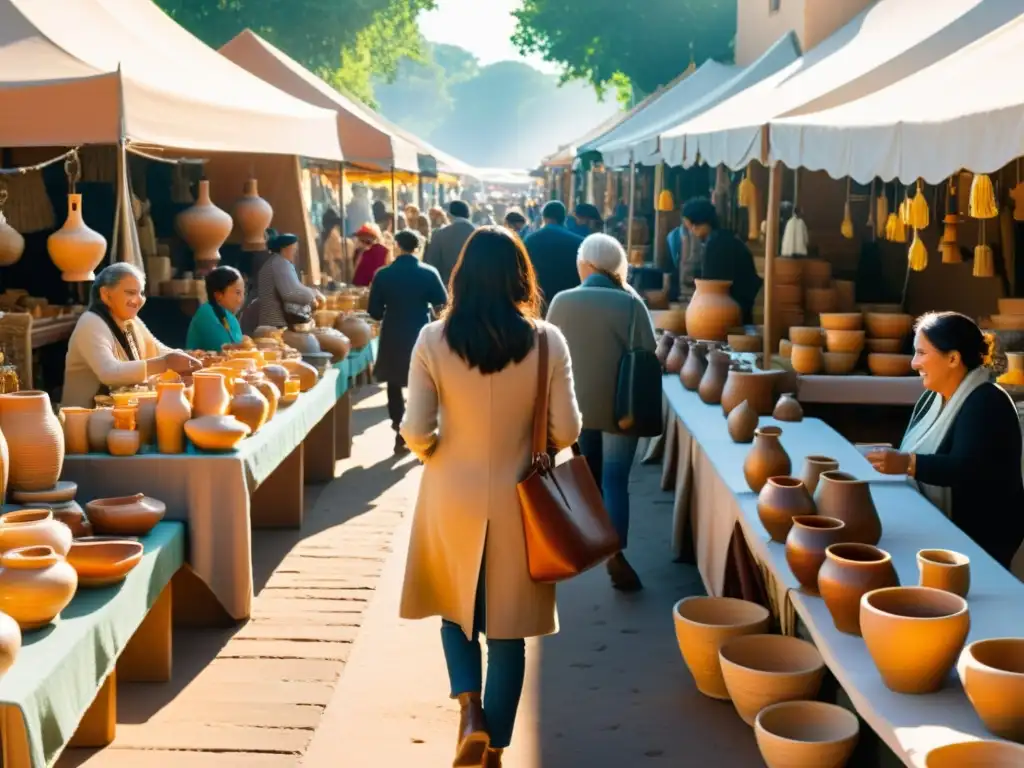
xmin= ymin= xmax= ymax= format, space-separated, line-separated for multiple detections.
xmin=614 ymin=296 xmax=663 ymax=436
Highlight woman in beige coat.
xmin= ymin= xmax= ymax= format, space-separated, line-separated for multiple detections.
xmin=400 ymin=227 xmax=583 ymax=768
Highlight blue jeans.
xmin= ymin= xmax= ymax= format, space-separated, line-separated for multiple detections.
xmin=578 ymin=429 xmax=639 ymax=549
xmin=441 ymin=555 xmax=526 ymax=750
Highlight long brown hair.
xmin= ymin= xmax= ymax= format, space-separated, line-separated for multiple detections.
xmin=442 ymin=226 xmax=540 ymax=374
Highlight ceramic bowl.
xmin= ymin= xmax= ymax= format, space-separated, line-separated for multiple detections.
xmin=754 ymin=701 xmax=859 ymax=768
xmin=819 ymin=312 xmax=863 ymax=332
xmin=778 ymin=339 xmax=792 ymax=359
xmin=925 ymin=741 xmax=1024 ymax=767
xmin=822 ymin=352 xmax=859 ymax=375
xmin=85 ymin=494 xmax=166 ymax=537
xmin=824 ymin=330 xmax=865 ymax=354
xmin=184 ymin=415 xmax=251 ymax=452
xmin=864 ymin=313 xmax=914 ymax=339
xmin=66 ymin=538 xmax=144 ymax=587
xmin=790 ymin=345 xmax=823 ymax=375
xmin=867 ymin=353 xmax=913 ymax=377
xmin=865 ymin=338 xmax=903 ymax=354
xmin=789 ymin=327 xmax=824 ymax=347
xmin=958 ymin=638 xmax=1024 ymax=742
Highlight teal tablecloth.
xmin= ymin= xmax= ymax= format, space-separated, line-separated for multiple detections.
xmin=333 ymin=337 xmax=378 ymax=398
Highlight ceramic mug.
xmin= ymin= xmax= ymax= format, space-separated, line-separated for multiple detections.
xmin=917 ymin=549 xmax=971 ymax=598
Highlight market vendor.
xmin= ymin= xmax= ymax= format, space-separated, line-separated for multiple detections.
xmin=243 ymin=229 xmax=324 ymax=333
xmin=64 ymin=263 xmax=201 ymax=408
xmin=186 ymin=266 xmax=245 ymax=351
xmin=352 ymin=223 xmax=390 ymax=287
xmin=868 ymin=312 xmax=1024 ymax=568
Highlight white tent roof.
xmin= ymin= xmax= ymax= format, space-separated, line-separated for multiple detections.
xmin=660 ymin=0 xmax=1019 ymax=172
xmin=541 ymin=111 xmax=629 ymax=168
xmin=771 ymin=6 xmax=1024 ymax=183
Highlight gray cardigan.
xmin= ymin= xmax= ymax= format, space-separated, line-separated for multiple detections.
xmin=547 ymin=273 xmax=657 ymax=434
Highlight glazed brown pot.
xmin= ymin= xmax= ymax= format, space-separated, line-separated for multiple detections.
xmin=685 ymin=280 xmax=741 ymax=342
xmin=192 ymin=371 xmax=230 ymax=418
xmin=233 ymin=179 xmax=273 ymax=251
xmin=282 ymin=329 xmax=322 ymax=355
xmin=818 ymin=543 xmax=899 ymax=636
xmin=680 ymin=341 xmax=707 ymax=391
xmin=959 ymin=638 xmax=1024 ymax=742
xmin=313 ymin=328 xmax=351 ymax=363
xmin=785 ymin=516 xmax=847 ymax=594
xmin=335 ymin=315 xmax=372 ymax=350
xmin=229 ymin=380 xmax=269 ymax=435
xmin=155 ymin=382 xmax=191 ymax=455
xmin=772 ymin=393 xmax=804 ymax=422
xmin=0 ymin=390 xmax=65 ymax=492
xmin=757 ymin=477 xmax=815 ymax=543
xmin=721 ymin=369 xmax=782 ymax=416
xmin=665 ymin=336 xmax=688 ymax=374
xmin=813 ymin=471 xmax=882 ymax=545
xmin=917 ymin=549 xmax=971 ymax=598
xmin=0 ymin=545 xmax=77 ymax=630
xmin=743 ymin=427 xmax=792 ymax=493
xmin=698 ymin=349 xmax=731 ymax=405
xmin=175 ymin=179 xmax=232 ymax=264
xmin=799 ymin=455 xmax=839 ymax=495
xmin=656 ymin=333 xmax=676 ymax=368
xmin=727 ymin=400 xmax=758 ymax=443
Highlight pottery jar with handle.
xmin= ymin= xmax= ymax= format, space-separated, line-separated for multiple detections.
xmin=685 ymin=280 xmax=741 ymax=342
xmin=757 ymin=477 xmax=815 ymax=543
xmin=799 ymin=455 xmax=839 ymax=495
xmin=727 ymin=400 xmax=758 ymax=443
xmin=155 ymin=381 xmax=191 ymax=454
xmin=0 ymin=545 xmax=78 ymax=630
xmin=817 ymin=543 xmax=899 ymax=635
xmin=698 ymin=349 xmax=731 ymax=405
xmin=785 ymin=516 xmax=847 ymax=594
xmin=813 ymin=471 xmax=882 ymax=545
xmin=0 ymin=390 xmax=65 ymax=492
xmin=680 ymin=341 xmax=708 ymax=391
xmin=743 ymin=427 xmax=792 ymax=493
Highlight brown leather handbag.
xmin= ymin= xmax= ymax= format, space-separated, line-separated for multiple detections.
xmin=517 ymin=328 xmax=621 ymax=583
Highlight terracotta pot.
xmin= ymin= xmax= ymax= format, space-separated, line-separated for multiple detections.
xmin=822 ymin=351 xmax=859 ymax=375
xmin=0 ymin=212 xmax=24 ymax=268
xmin=813 ymin=471 xmax=881 ymax=545
xmin=0 ymin=545 xmax=77 ymax=630
xmin=757 ymin=477 xmax=815 ymax=542
xmin=0 ymin=391 xmax=64 ymax=492
xmin=785 ymin=516 xmax=847 ymax=594
xmin=861 ymin=586 xmax=969 ymax=694
xmin=959 ymin=638 xmax=1024 ymax=742
xmin=184 ymin=415 xmax=251 ymax=452
xmin=672 ymin=597 xmax=771 ymax=700
xmin=790 ymin=344 xmax=823 ymax=374
xmin=86 ymin=407 xmax=115 ymax=454
xmin=233 ymin=179 xmax=273 ymax=251
xmin=335 ymin=315 xmax=372 ymax=350
xmin=0 ymin=508 xmax=72 ymax=555
xmin=229 ymin=380 xmax=269 ymax=434
xmin=665 ymin=337 xmax=688 ymax=374
xmin=47 ymin=193 xmax=107 ymax=281
xmin=819 ymin=312 xmax=863 ymax=331
xmin=685 ymin=280 xmax=741 ymax=342
xmin=917 ymin=549 xmax=970 ymax=598
xmin=155 ymin=382 xmax=191 ymax=455
xmin=772 ymin=393 xmax=803 ymax=422
xmin=721 ymin=369 xmax=782 ymax=416
xmin=801 ymin=259 xmax=832 ymax=288
xmin=50 ymin=501 xmax=91 ymax=538
xmin=755 ymin=701 xmax=859 ymax=768
xmin=727 ymin=400 xmax=758 ymax=443
xmin=805 ymin=287 xmax=838 ymax=314
xmin=247 ymin=374 xmax=280 ymax=422
xmin=698 ymin=350 xmax=731 ymax=405
xmin=868 ymin=353 xmax=913 ymax=377
xmin=192 ymin=372 xmax=230 ymax=418
xmin=865 ymin=338 xmax=902 ymax=354
xmin=799 ymin=455 xmax=839 ymax=495
xmin=833 ymin=280 xmax=857 ymax=312
xmin=111 ymin=407 xmax=136 ymax=431
xmin=719 ymin=634 xmax=825 ymax=726
xmin=680 ymin=341 xmax=707 ymax=391
xmin=864 ymin=312 xmax=914 ymax=340
xmin=281 ymin=359 xmax=318 ymax=392
xmin=85 ymin=494 xmax=166 ymax=537
xmin=925 ymin=742 xmax=1024 ymax=767
xmin=282 ymin=330 xmax=322 ymax=355
xmin=175 ymin=179 xmax=233 ymax=264
xmin=789 ymin=326 xmax=824 ymax=346
xmin=824 ymin=330 xmax=865 ymax=354
xmin=107 ymin=429 xmax=140 ymax=456
xmin=818 ymin=543 xmax=898 ymax=636
xmin=773 ymin=259 xmax=803 ymax=286
xmin=261 ymin=365 xmax=290 ymax=396
xmin=744 ymin=427 xmax=792 ymax=493
xmin=67 ymin=538 xmax=144 ymax=588
xmin=313 ymin=328 xmax=351 ymax=363
xmin=0 ymin=611 xmax=20 ymax=677
xmin=656 ymin=333 xmax=676 ymax=368
xmin=60 ymin=407 xmax=92 ymax=455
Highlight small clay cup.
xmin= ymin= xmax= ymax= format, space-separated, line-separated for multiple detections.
xmin=917 ymin=549 xmax=970 ymax=598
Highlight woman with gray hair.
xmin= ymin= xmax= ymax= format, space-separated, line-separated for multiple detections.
xmin=546 ymin=233 xmax=656 ymax=591
xmin=63 ymin=263 xmax=200 ymax=407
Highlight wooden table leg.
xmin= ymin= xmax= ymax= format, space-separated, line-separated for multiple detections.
xmin=68 ymin=670 xmax=117 ymax=748
xmin=0 ymin=705 xmax=31 ymax=768
xmin=118 ymin=581 xmax=173 ymax=682
xmin=304 ymin=407 xmax=337 ymax=484
xmin=251 ymin=445 xmax=304 ymax=529
xmin=170 ymin=566 xmax=236 ymax=627
xmin=334 ymin=390 xmax=352 ymax=460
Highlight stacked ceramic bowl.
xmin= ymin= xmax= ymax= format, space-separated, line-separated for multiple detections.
xmin=820 ymin=313 xmax=864 ymax=375
xmin=773 ymin=259 xmax=805 ymax=347
xmin=788 ymin=326 xmax=824 ymax=374
xmin=987 ymin=298 xmax=1024 ymax=332
xmin=864 ymin=312 xmax=915 ymax=376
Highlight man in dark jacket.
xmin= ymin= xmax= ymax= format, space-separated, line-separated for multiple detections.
xmin=524 ymin=200 xmax=584 ymax=315
xmin=424 ymin=199 xmax=475 ymax=286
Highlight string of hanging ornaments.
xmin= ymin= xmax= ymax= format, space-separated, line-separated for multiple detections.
xmin=46 ymin=149 xmax=108 ymax=282
xmin=969 ymin=171 xmax=998 ymax=278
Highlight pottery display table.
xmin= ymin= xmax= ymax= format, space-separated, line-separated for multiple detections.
xmin=0 ymin=521 xmax=184 ymax=768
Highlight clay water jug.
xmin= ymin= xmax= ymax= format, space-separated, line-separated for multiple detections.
xmin=155 ymin=382 xmax=191 ymax=454
xmin=743 ymin=426 xmax=791 ymax=493
xmin=229 ymin=380 xmax=269 ymax=434
xmin=656 ymin=333 xmax=676 ymax=368
xmin=0 ymin=391 xmax=64 ymax=492
xmin=233 ymin=179 xmax=273 ymax=251
xmin=785 ymin=516 xmax=848 ymax=594
xmin=727 ymin=400 xmax=758 ymax=443
xmin=47 ymin=194 xmax=107 ymax=282
xmin=680 ymin=341 xmax=707 ymax=391
xmin=86 ymin=408 xmax=115 ymax=453
xmin=665 ymin=336 xmax=688 ymax=374
xmin=813 ymin=471 xmax=882 ymax=545
xmin=175 ymin=179 xmax=233 ymax=264
xmin=757 ymin=477 xmax=815 ymax=542
xmin=685 ymin=280 xmax=741 ymax=342
xmin=698 ymin=349 xmax=731 ymax=405
xmin=773 ymin=393 xmax=804 ymax=422
xmin=192 ymin=371 xmax=230 ymax=418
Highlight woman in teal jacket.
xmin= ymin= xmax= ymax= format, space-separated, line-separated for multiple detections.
xmin=186 ymin=266 xmax=245 ymax=351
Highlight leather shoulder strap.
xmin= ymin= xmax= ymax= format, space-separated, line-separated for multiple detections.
xmin=531 ymin=326 xmax=549 ymax=456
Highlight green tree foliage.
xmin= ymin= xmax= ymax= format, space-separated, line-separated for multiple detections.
xmin=511 ymin=0 xmax=737 ymax=102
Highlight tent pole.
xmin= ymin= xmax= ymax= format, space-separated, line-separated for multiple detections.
xmin=626 ymin=153 xmax=636 ymax=256
xmin=339 ymin=163 xmax=348 ymax=283
xmin=653 ymin=162 xmax=664 ymax=269
xmin=390 ymin=165 xmax=398 ymax=228
xmin=763 ymin=161 xmax=783 ymax=369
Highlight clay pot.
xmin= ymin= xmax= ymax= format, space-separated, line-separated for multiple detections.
xmin=757 ymin=477 xmax=815 ymax=542
xmin=261 ymin=365 xmax=290 ymax=397
xmin=67 ymin=538 xmax=144 ymax=588
xmin=175 ymin=179 xmax=232 ymax=264
xmin=868 ymin=353 xmax=913 ymax=377
xmin=672 ymin=597 xmax=771 ymax=700
xmin=917 ymin=549 xmax=970 ymax=598
xmin=819 ymin=312 xmax=863 ymax=332
xmin=233 ymin=179 xmax=273 ymax=251
xmin=806 ymin=287 xmax=838 ymax=315
xmin=719 ymin=634 xmax=825 ymax=726
xmin=785 ymin=516 xmax=847 ymax=594
xmin=247 ymin=373 xmax=280 ymax=422
xmin=135 ymin=392 xmax=158 ymax=446
xmin=282 ymin=329 xmax=322 ymax=355
xmin=864 ymin=313 xmax=914 ymax=340
xmin=281 ymin=359 xmax=318 ymax=392
xmin=111 ymin=407 xmax=135 ymax=431
xmin=0 ymin=545 xmax=77 ymax=630
xmin=155 ymin=382 xmax=191 ymax=455
xmin=680 ymin=341 xmax=707 ymax=391
xmin=0 ymin=508 xmax=72 ymax=555
xmin=755 ymin=701 xmax=859 ymax=768
xmin=656 ymin=333 xmax=675 ymax=368
xmin=789 ymin=326 xmax=824 ymax=347
xmin=302 ymin=352 xmax=332 ymax=377
xmin=229 ymin=380 xmax=269 ymax=434
xmin=774 ymin=258 xmax=804 ymax=286
xmin=825 ymin=329 xmax=865 ymax=354
xmin=665 ymin=337 xmax=688 ymax=374
xmin=818 ymin=543 xmax=899 ymax=636
xmin=743 ymin=427 xmax=791 ymax=493
xmin=925 ymin=742 xmax=1024 ymax=767
xmin=801 ymin=259 xmax=832 ymax=288
xmin=0 ymin=391 xmax=65 ymax=492
xmin=86 ymin=407 xmax=115 ymax=453
xmin=790 ymin=344 xmax=823 ymax=374
xmin=721 ymin=369 xmax=782 ymax=416
xmin=85 ymin=494 xmax=166 ymax=537
xmin=727 ymin=400 xmax=758 ymax=443
xmin=61 ymin=407 xmax=92 ymax=455
xmin=772 ymin=393 xmax=803 ymax=422
xmin=335 ymin=315 xmax=372 ymax=350
xmin=312 ymin=328 xmax=351 ymax=363
xmin=861 ymin=586 xmax=969 ymax=694
xmin=0 ymin=212 xmax=24 ymax=267
xmin=192 ymin=372 xmax=230 ymax=418
xmin=0 ymin=611 xmax=20 ymax=677
xmin=107 ymin=429 xmax=140 ymax=456
xmin=47 ymin=193 xmax=107 ymax=281
xmin=813 ymin=471 xmax=881 ymax=545
xmin=184 ymin=415 xmax=251 ymax=452
xmin=685 ymin=280 xmax=741 ymax=342
xmin=50 ymin=501 xmax=92 ymax=538
xmin=799 ymin=455 xmax=839 ymax=495
xmin=959 ymin=638 xmax=1024 ymax=742
xmin=698 ymin=350 xmax=731 ymax=405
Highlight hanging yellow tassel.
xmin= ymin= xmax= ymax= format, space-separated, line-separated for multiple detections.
xmin=969 ymin=173 xmax=999 ymax=219
xmin=884 ymin=213 xmax=898 ymax=241
xmin=890 ymin=213 xmax=907 ymax=243
xmin=974 ymin=220 xmax=994 ymax=277
xmin=840 ymin=201 xmax=854 ymax=239
xmin=656 ymin=188 xmax=675 ymax=212
xmin=908 ymin=230 xmax=928 ymax=271
xmin=876 ymin=194 xmax=889 ymax=239
xmin=910 ymin=181 xmax=930 ymax=230
xmin=738 ymin=166 xmax=756 ymax=208
xmin=899 ymin=194 xmax=913 ymax=226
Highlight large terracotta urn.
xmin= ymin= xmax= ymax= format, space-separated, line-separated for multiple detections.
xmin=799 ymin=455 xmax=839 ymax=495
xmin=86 ymin=407 xmax=115 ymax=453
xmin=727 ymin=400 xmax=758 ymax=443
xmin=656 ymin=333 xmax=676 ymax=369
xmin=0 ymin=611 xmax=20 ymax=677
xmin=0 ymin=545 xmax=78 ymax=630
xmin=665 ymin=337 xmax=688 ymax=374
xmin=0 ymin=508 xmax=72 ymax=555
xmin=680 ymin=341 xmax=708 ymax=391
xmin=743 ymin=427 xmax=791 ymax=493
xmin=818 ymin=543 xmax=898 ymax=636
xmin=47 ymin=194 xmax=107 ymax=282
xmin=685 ymin=280 xmax=741 ymax=342
xmin=192 ymin=371 xmax=230 ymax=418
xmin=155 ymin=381 xmax=191 ymax=454
xmin=721 ymin=369 xmax=782 ymax=416
xmin=754 ymin=701 xmax=859 ymax=768
xmin=233 ymin=179 xmax=273 ymax=251
xmin=60 ymin=407 xmax=92 ymax=455
xmin=698 ymin=349 xmax=731 ymax=405
xmin=813 ymin=471 xmax=881 ymax=545
xmin=757 ymin=477 xmax=815 ymax=542
xmin=229 ymin=379 xmax=269 ymax=434
xmin=0 ymin=391 xmax=64 ymax=492
xmin=785 ymin=516 xmax=847 ymax=594
xmin=0 ymin=210 xmax=24 ymax=267
xmin=175 ymin=179 xmax=233 ymax=264
xmin=335 ymin=315 xmax=372 ymax=350
xmin=959 ymin=638 xmax=1024 ymax=742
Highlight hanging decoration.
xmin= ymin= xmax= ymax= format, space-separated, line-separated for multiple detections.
xmin=738 ymin=164 xmax=756 ymax=208
xmin=0 ymin=182 xmax=25 ymax=267
xmin=781 ymin=210 xmax=808 ymax=257
xmin=969 ymin=173 xmax=999 ymax=219
xmin=974 ymin=219 xmax=994 ymax=277
xmin=887 ymin=183 xmax=907 ymax=242
xmin=909 ymin=180 xmax=930 ymax=230
xmin=656 ymin=188 xmax=675 ymax=212
xmin=47 ymin=150 xmax=108 ymax=282
xmin=876 ymin=186 xmax=889 ymax=240
xmin=1012 ymin=159 xmax=1024 ymax=221
xmin=840 ymin=178 xmax=854 ymax=239
xmin=908 ymin=230 xmax=928 ymax=272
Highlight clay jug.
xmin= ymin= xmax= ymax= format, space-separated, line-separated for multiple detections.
xmin=656 ymin=333 xmax=675 ymax=368
xmin=107 ymin=428 xmax=140 ymax=456
xmin=233 ymin=179 xmax=273 ymax=251
xmin=727 ymin=400 xmax=758 ymax=443
xmin=336 ymin=315 xmax=372 ymax=350
xmin=785 ymin=516 xmax=847 ymax=594
xmin=86 ymin=407 xmax=115 ymax=453
xmin=135 ymin=391 xmax=158 ymax=446
xmin=0 ymin=391 xmax=64 ymax=492
xmin=0 ymin=545 xmax=78 ymax=630
xmin=817 ymin=543 xmax=898 ymax=635
xmin=799 ymin=455 xmax=839 ymax=495
xmin=247 ymin=373 xmax=280 ymax=421
xmin=0 ymin=209 xmax=24 ymax=267
xmin=229 ymin=379 xmax=269 ymax=434
xmin=262 ymin=364 xmax=290 ymax=395
xmin=757 ymin=477 xmax=815 ymax=542
xmin=721 ymin=369 xmax=780 ymax=416
xmin=192 ymin=371 xmax=230 ymax=418
xmin=685 ymin=280 xmax=741 ymax=342
xmin=155 ymin=381 xmax=191 ymax=454
xmin=813 ymin=471 xmax=882 ymax=545
xmin=175 ymin=179 xmax=233 ymax=264
xmin=0 ymin=611 xmax=20 ymax=677
xmin=698 ymin=349 xmax=731 ymax=405
xmin=282 ymin=330 xmax=322 ymax=355
xmin=680 ymin=341 xmax=707 ymax=391
xmin=665 ymin=336 xmax=688 ymax=374
xmin=47 ymin=194 xmax=107 ymax=282
xmin=0 ymin=508 xmax=72 ymax=555
xmin=60 ymin=407 xmax=92 ymax=455
xmin=773 ymin=393 xmax=804 ymax=422
xmin=743 ymin=426 xmax=791 ymax=493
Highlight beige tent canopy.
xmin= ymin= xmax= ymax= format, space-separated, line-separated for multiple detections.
xmin=0 ymin=0 xmax=343 ymax=159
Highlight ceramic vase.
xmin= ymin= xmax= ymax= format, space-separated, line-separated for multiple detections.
xmin=247 ymin=373 xmax=280 ymax=422
xmin=743 ymin=427 xmax=791 ymax=493
xmin=772 ymin=393 xmax=804 ymax=422
xmin=335 ymin=315 xmax=372 ymax=350
xmin=685 ymin=280 xmax=741 ymax=342
xmin=754 ymin=702 xmax=859 ymax=768
xmin=800 ymin=455 xmax=839 ymax=495
xmin=680 ymin=341 xmax=707 ymax=391
xmin=229 ymin=380 xmax=269 ymax=434
xmin=86 ymin=407 xmax=115 ymax=454
xmin=785 ymin=516 xmax=847 ymax=594
xmin=656 ymin=333 xmax=676 ymax=369
xmin=60 ymin=407 xmax=92 ymax=455
xmin=0 ymin=212 xmax=24 ymax=267
xmin=192 ymin=372 xmax=230 ymax=418
xmin=156 ymin=382 xmax=191 ymax=454
xmin=665 ymin=337 xmax=688 ymax=374
xmin=135 ymin=392 xmax=158 ymax=446
xmin=727 ymin=400 xmax=758 ymax=443
xmin=959 ymin=638 xmax=1024 ymax=741
xmin=721 ymin=369 xmax=782 ymax=416
xmin=0 ymin=545 xmax=78 ymax=630
xmin=0 ymin=508 xmax=72 ymax=555
xmin=0 ymin=611 xmax=20 ymax=677
xmin=233 ymin=179 xmax=273 ymax=251
xmin=917 ymin=549 xmax=971 ymax=598
xmin=0 ymin=391 xmax=64 ymax=492
xmin=282 ymin=330 xmax=322 ymax=355
xmin=85 ymin=494 xmax=166 ymax=536
xmin=175 ymin=179 xmax=233 ymax=264
xmin=47 ymin=194 xmax=107 ymax=281
xmin=261 ymin=365 xmax=290 ymax=396
xmin=818 ymin=543 xmax=898 ymax=636
xmin=698 ymin=349 xmax=731 ymax=405
xmin=757 ymin=477 xmax=815 ymax=542
xmin=813 ymin=471 xmax=882 ymax=545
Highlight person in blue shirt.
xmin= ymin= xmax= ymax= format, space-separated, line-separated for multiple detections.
xmin=186 ymin=266 xmax=245 ymax=351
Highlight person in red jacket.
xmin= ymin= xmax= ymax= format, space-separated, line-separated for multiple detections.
xmin=351 ymin=223 xmax=389 ymax=286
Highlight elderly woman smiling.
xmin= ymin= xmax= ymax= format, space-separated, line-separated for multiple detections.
xmin=63 ymin=263 xmax=200 ymax=407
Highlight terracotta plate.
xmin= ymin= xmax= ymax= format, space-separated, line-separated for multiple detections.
xmin=66 ymin=538 xmax=144 ymax=587
xmin=10 ymin=481 xmax=77 ymax=505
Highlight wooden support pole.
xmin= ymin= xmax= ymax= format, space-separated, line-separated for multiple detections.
xmin=763 ymin=162 xmax=784 ymax=368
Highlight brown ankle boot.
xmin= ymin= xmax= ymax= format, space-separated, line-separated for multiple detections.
xmin=484 ymin=747 xmax=504 ymax=767
xmin=453 ymin=693 xmax=489 ymax=767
